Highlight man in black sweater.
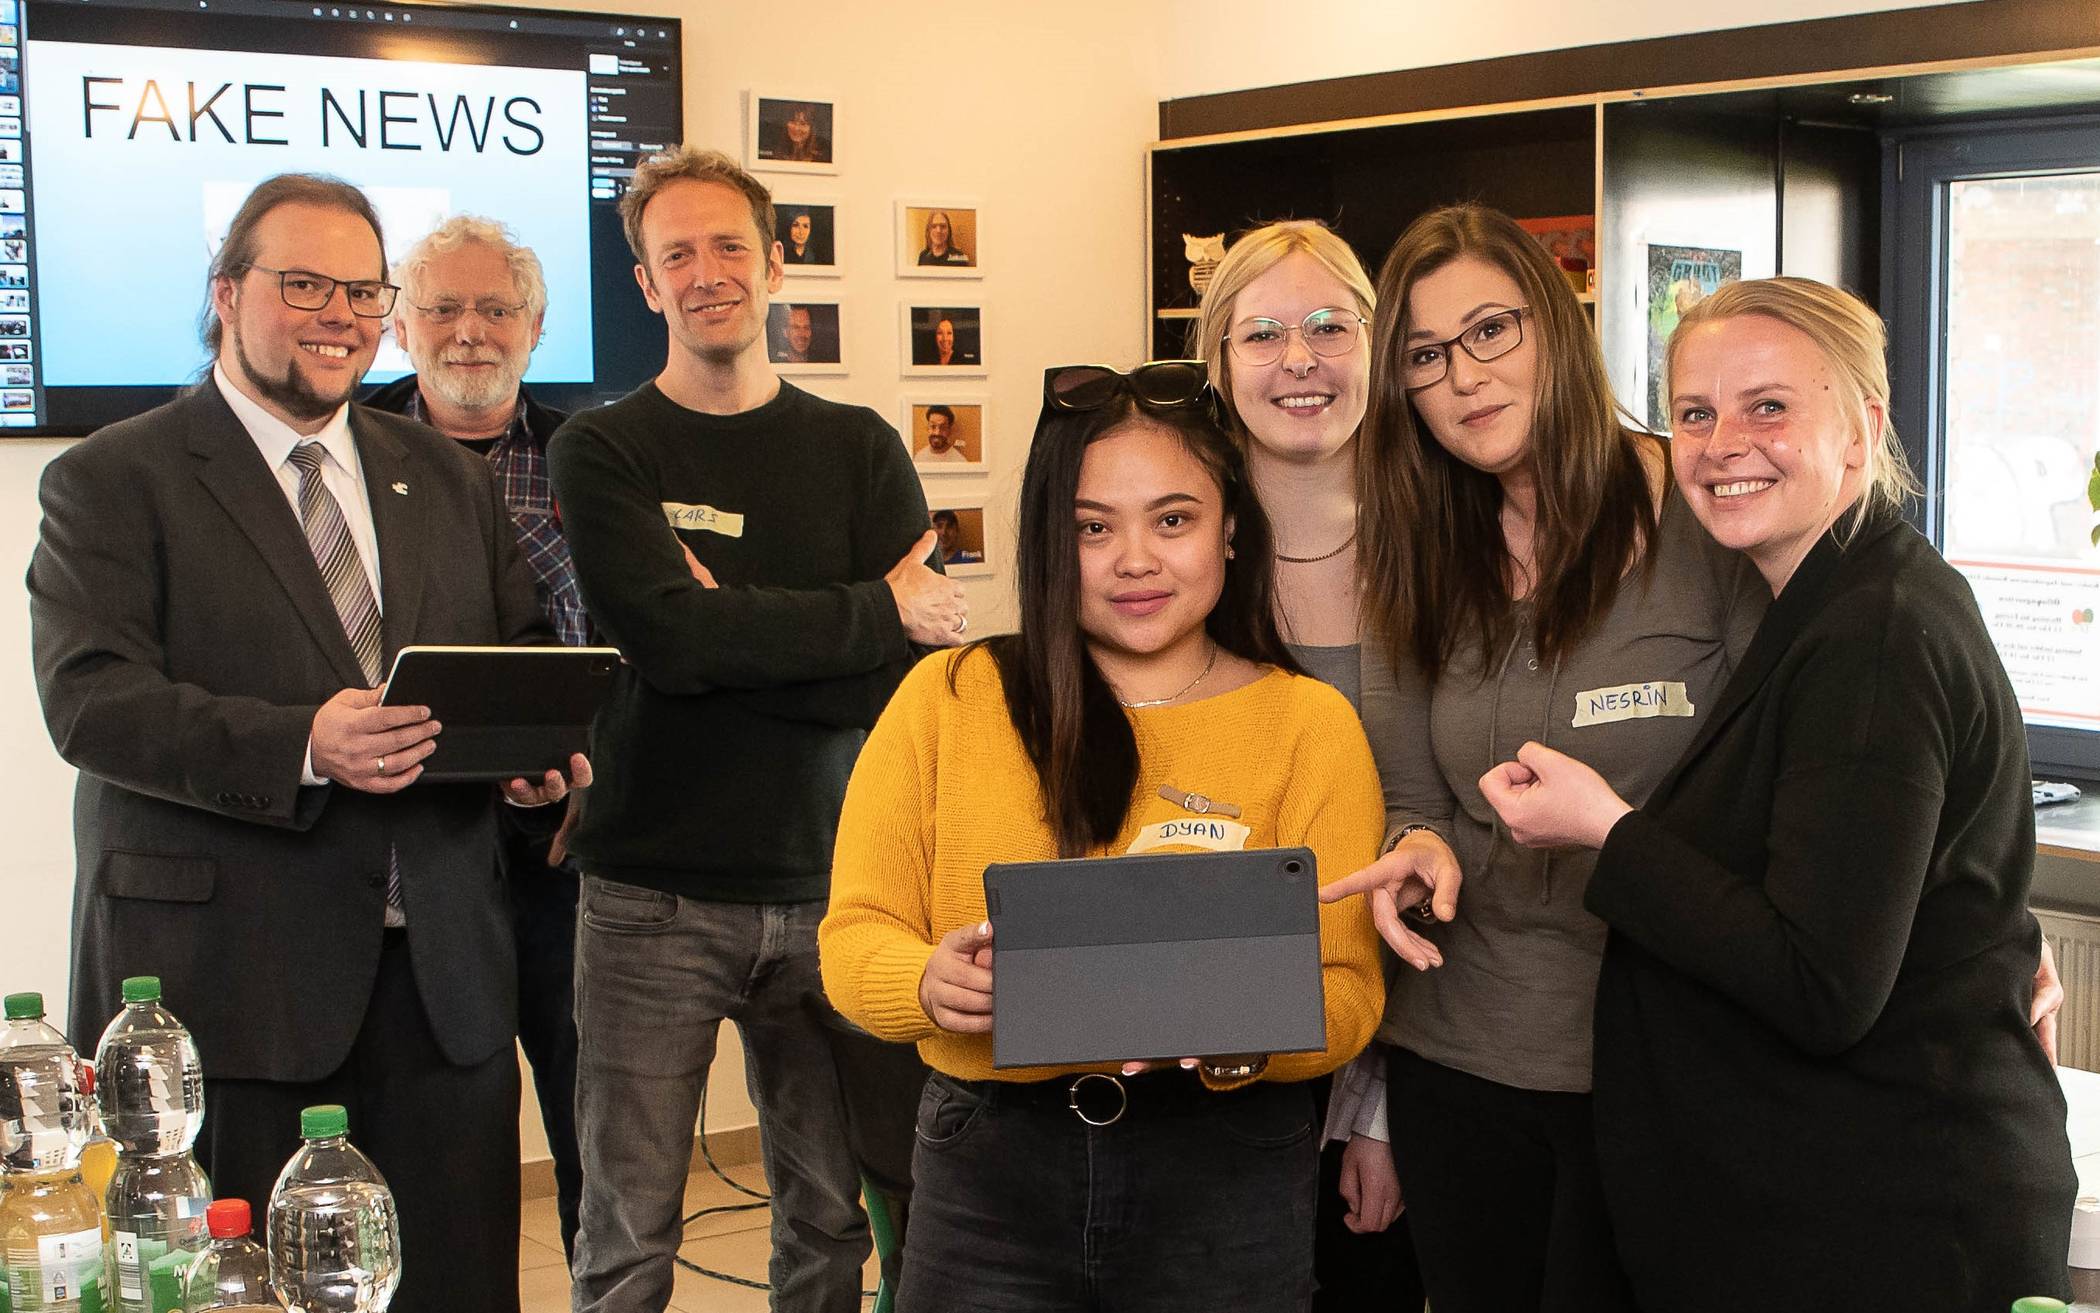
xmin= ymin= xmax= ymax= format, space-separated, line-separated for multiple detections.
xmin=363 ymin=214 xmax=589 ymax=1264
xmin=549 ymin=146 xmax=964 ymax=1313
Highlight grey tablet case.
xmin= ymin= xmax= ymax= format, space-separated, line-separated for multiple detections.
xmin=983 ymin=847 xmax=1327 ymax=1069
xmin=378 ymin=645 xmax=620 ymax=783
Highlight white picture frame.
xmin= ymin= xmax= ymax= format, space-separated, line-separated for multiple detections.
xmin=766 ymin=296 xmax=846 ymax=376
xmin=773 ymin=197 xmax=842 ymax=278
xmin=899 ymin=395 xmax=990 ymax=473
xmin=744 ymin=90 xmax=838 ymax=175
xmin=895 ymin=199 xmax=982 ymax=279
xmin=928 ymin=503 xmax=993 ymax=578
xmin=899 ymin=302 xmax=986 ymax=377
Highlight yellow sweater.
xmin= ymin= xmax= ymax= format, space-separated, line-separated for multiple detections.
xmin=819 ymin=646 xmax=1386 ymax=1086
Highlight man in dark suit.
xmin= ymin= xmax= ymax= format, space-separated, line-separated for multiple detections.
xmin=28 ymin=173 xmax=579 ymax=1313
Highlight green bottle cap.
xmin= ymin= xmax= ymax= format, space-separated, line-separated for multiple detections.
xmin=2011 ymin=1299 xmax=2069 ymax=1312
xmin=301 ymin=1104 xmax=349 ymax=1139
xmin=121 ymin=976 xmax=162 ymax=1003
xmin=3 ymin=992 xmax=43 ymax=1020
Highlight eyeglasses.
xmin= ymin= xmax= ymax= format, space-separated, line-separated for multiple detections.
xmin=1400 ymin=307 xmax=1529 ymax=390
xmin=246 ymin=264 xmax=399 ymax=318
xmin=1226 ymin=307 xmax=1366 ymax=367
xmin=1044 ymin=360 xmax=1211 ymax=412
xmin=408 ymin=299 xmax=531 ymax=327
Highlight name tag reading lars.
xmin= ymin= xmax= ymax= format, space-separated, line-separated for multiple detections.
xmin=1127 ymin=818 xmax=1252 ymax=854
xmin=661 ymin=501 xmax=746 ymax=539
xmin=1571 ymin=680 xmax=1694 ymax=728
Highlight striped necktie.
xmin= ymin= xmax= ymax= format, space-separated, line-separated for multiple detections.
xmin=286 ymin=442 xmax=403 ymax=920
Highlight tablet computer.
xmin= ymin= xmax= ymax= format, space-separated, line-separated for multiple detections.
xmin=982 ymin=847 xmax=1326 ymax=1069
xmin=378 ymin=645 xmax=620 ymax=783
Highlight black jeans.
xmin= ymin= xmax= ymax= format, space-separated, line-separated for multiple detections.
xmin=898 ymin=1070 xmax=1318 ymax=1313
xmin=1385 ymin=1047 xmax=1632 ymax=1313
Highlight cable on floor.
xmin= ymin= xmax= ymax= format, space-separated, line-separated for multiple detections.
xmin=672 ymin=1076 xmax=882 ymax=1300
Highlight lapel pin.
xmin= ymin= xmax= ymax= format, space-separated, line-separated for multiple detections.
xmin=391 ymin=482 xmax=409 ymax=496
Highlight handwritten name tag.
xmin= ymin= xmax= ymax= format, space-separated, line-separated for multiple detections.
xmin=1127 ymin=818 xmax=1252 ymax=854
xmin=1571 ymin=680 xmax=1693 ymax=728
xmin=661 ymin=501 xmax=746 ymax=539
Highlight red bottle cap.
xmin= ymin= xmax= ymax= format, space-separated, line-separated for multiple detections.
xmin=207 ymin=1198 xmax=252 ymax=1238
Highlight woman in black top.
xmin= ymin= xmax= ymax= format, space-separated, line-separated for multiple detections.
xmin=1478 ymin=276 xmax=2074 ymax=1311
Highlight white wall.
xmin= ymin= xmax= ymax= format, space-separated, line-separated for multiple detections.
xmin=5 ymin=0 xmax=1965 ymax=1158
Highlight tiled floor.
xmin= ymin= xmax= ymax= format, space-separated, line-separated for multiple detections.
xmin=517 ymin=1166 xmax=883 ymax=1312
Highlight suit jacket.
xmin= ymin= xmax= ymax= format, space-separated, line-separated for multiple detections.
xmin=1584 ymin=509 xmax=2074 ymax=1310
xmin=29 ymin=381 xmax=550 ymax=1083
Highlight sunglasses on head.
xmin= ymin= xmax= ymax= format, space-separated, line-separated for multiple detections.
xmin=1043 ymin=360 xmax=1212 ymax=413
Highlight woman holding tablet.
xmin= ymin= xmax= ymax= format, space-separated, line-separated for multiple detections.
xmin=820 ymin=361 xmax=1384 ymax=1310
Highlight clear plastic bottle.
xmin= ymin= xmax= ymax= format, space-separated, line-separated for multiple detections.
xmin=1 ymin=1163 xmax=106 ymax=1311
xmin=96 ymin=980 xmax=209 ymax=1313
xmin=179 ymin=1200 xmax=274 ymax=1312
xmin=92 ymin=980 xmax=202 ymax=1159
xmin=104 ymin=1154 xmax=208 ymax=1313
xmin=1 ymin=993 xmax=97 ymax=1176
xmin=1 ymin=995 xmax=105 ymax=1313
xmin=266 ymin=1107 xmax=398 ymax=1313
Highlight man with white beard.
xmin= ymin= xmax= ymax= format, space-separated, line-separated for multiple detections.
xmin=365 ymin=214 xmax=590 ymax=1263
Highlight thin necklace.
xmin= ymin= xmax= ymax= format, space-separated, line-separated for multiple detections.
xmin=1276 ymin=530 xmax=1357 ymax=564
xmin=1118 ymin=642 xmax=1219 ymax=709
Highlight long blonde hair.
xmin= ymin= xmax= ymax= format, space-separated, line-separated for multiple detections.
xmin=1191 ymin=220 xmax=1376 ymax=443
xmin=1668 ymin=276 xmax=1919 ymax=535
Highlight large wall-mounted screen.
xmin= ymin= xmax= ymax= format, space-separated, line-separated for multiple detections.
xmin=8 ymin=0 xmax=682 ymax=434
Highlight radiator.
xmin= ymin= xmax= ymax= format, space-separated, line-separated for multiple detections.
xmin=2039 ymin=908 xmax=2100 ymax=1073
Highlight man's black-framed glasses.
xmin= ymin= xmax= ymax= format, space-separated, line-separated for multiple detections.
xmin=1401 ymin=307 xmax=1529 ymax=390
xmin=1044 ymin=360 xmax=1211 ymax=412
xmin=246 ymin=264 xmax=400 ymax=318
xmin=1227 ymin=307 xmax=1366 ymax=367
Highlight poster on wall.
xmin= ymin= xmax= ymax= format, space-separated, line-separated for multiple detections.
xmin=1644 ymin=243 xmax=1742 ymax=430
xmin=896 ymin=201 xmax=980 ymax=277
xmin=745 ymin=91 xmax=836 ymax=174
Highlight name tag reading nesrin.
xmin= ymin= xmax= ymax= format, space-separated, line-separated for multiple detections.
xmin=1571 ymin=680 xmax=1694 ymax=728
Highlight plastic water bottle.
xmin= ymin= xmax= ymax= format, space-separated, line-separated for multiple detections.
xmin=267 ymin=1106 xmax=399 ymax=1313
xmin=1 ymin=993 xmax=97 ymax=1175
xmin=105 ymin=1151 xmax=211 ymax=1313
xmin=0 ymin=992 xmax=105 ymax=1311
xmin=93 ymin=980 xmax=202 ymax=1159
xmin=179 ymin=1199 xmax=274 ymax=1311
xmin=96 ymin=980 xmax=209 ymax=1313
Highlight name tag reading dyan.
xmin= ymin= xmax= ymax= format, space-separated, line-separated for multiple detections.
xmin=661 ymin=501 xmax=746 ymax=538
xmin=1571 ymin=680 xmax=1694 ymax=728
xmin=1127 ymin=818 xmax=1252 ymax=854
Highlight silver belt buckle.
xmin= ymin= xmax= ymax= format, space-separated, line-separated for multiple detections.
xmin=1067 ymin=1072 xmax=1127 ymax=1126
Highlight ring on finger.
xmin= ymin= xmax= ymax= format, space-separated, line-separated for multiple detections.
xmin=953 ymin=613 xmax=968 ymax=634
xmin=376 ymin=755 xmax=388 ymax=775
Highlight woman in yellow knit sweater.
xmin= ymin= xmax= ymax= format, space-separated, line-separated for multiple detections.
xmin=820 ymin=361 xmax=1385 ymax=1311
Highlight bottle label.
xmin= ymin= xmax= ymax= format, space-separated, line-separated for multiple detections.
xmin=111 ymin=1230 xmax=142 ymax=1302
xmin=5 ymin=1227 xmax=103 ymax=1303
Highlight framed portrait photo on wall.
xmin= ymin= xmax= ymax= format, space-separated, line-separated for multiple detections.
xmin=896 ymin=200 xmax=980 ymax=277
xmin=929 ymin=503 xmax=993 ymax=578
xmin=900 ymin=396 xmax=988 ymax=472
xmin=746 ymin=91 xmax=837 ymax=174
xmin=766 ymin=297 xmax=846 ymax=376
xmin=773 ymin=198 xmax=841 ymax=276
xmin=901 ymin=303 xmax=985 ymax=376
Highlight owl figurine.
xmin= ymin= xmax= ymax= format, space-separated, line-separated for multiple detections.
xmin=1184 ymin=233 xmax=1227 ymax=296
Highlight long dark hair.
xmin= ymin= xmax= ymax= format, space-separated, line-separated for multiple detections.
xmin=1359 ymin=204 xmax=1657 ymax=681
xmin=953 ymin=394 xmax=1299 ymax=857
